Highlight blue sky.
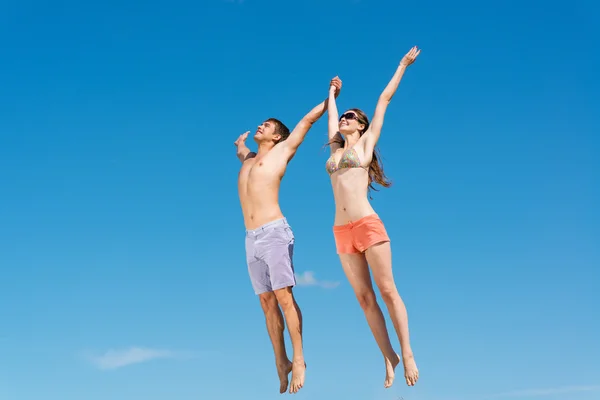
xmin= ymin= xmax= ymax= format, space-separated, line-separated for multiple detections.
xmin=0 ymin=0 xmax=599 ymax=399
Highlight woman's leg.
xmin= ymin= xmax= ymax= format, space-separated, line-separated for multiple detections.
xmin=339 ymin=252 xmax=401 ymax=388
xmin=365 ymin=241 xmax=419 ymax=386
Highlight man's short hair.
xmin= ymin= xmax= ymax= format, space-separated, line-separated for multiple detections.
xmin=267 ymin=118 xmax=290 ymax=143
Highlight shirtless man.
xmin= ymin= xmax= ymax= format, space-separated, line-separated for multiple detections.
xmin=234 ymin=77 xmax=342 ymax=394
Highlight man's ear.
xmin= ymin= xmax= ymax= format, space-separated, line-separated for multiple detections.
xmin=273 ymin=134 xmax=282 ymax=143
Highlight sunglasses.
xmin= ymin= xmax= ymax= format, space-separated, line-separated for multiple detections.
xmin=339 ymin=112 xmax=358 ymax=121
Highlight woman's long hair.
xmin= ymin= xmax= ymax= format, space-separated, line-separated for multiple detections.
xmin=328 ymin=108 xmax=392 ymax=196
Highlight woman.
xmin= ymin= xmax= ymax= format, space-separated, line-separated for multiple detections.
xmin=325 ymin=46 xmax=421 ymax=388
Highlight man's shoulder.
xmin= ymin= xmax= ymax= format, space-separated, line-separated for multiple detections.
xmin=238 ymin=152 xmax=257 ymax=167
xmin=264 ymin=142 xmax=291 ymax=160
xmin=260 ymin=146 xmax=291 ymax=176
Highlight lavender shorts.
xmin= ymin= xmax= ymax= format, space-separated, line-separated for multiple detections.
xmin=245 ymin=218 xmax=296 ymax=295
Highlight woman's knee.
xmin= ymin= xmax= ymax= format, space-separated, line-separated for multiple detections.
xmin=378 ymin=284 xmax=401 ymax=305
xmin=354 ymin=288 xmax=378 ymax=310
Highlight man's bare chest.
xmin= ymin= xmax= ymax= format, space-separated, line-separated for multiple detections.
xmin=238 ymin=159 xmax=283 ymax=188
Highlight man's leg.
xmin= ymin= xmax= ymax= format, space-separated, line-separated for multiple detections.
xmin=263 ymin=223 xmax=305 ymax=394
xmin=259 ymin=291 xmax=293 ymax=394
xmin=273 ymin=286 xmax=305 ymax=394
xmin=248 ymin=230 xmax=293 ymax=394
xmin=249 ymin=261 xmax=293 ymax=393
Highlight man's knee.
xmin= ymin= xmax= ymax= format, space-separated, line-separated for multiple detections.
xmin=274 ymin=286 xmax=296 ymax=310
xmin=259 ymin=292 xmax=279 ymax=313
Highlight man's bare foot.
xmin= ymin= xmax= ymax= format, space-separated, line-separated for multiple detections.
xmin=384 ymin=353 xmax=401 ymax=388
xmin=277 ymin=361 xmax=293 ymax=394
xmin=289 ymin=359 xmax=306 ymax=394
xmin=403 ymin=354 xmax=419 ymax=386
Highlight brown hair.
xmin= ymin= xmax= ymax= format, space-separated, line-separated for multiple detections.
xmin=328 ymin=108 xmax=392 ymax=196
xmin=266 ymin=118 xmax=290 ymax=143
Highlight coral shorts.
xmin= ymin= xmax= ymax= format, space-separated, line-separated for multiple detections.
xmin=333 ymin=214 xmax=390 ymax=254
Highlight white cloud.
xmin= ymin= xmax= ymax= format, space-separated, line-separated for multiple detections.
xmin=83 ymin=347 xmax=186 ymax=370
xmin=489 ymin=385 xmax=600 ymax=398
xmin=295 ymin=271 xmax=340 ymax=289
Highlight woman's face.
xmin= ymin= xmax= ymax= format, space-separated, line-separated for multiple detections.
xmin=338 ymin=110 xmax=362 ymax=135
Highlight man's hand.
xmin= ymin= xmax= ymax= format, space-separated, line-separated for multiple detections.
xmin=234 ymin=131 xmax=250 ymax=147
xmin=400 ymin=46 xmax=421 ymax=67
xmin=329 ymin=76 xmax=342 ymax=97
xmin=282 ymin=77 xmax=341 ymax=158
xmin=235 ymin=131 xmax=254 ymax=162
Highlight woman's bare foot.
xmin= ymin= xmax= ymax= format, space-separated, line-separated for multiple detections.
xmin=289 ymin=359 xmax=306 ymax=394
xmin=384 ymin=353 xmax=401 ymax=388
xmin=277 ymin=361 xmax=293 ymax=394
xmin=403 ymin=354 xmax=419 ymax=386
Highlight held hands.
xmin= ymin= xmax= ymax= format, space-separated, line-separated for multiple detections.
xmin=400 ymin=46 xmax=421 ymax=67
xmin=329 ymin=76 xmax=342 ymax=97
xmin=234 ymin=131 xmax=250 ymax=147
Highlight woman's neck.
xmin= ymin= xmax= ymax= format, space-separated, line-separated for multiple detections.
xmin=343 ymin=132 xmax=361 ymax=149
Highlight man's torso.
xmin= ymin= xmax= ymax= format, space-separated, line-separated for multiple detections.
xmin=238 ymin=145 xmax=290 ymax=230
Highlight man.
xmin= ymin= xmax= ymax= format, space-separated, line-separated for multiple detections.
xmin=234 ymin=77 xmax=342 ymax=394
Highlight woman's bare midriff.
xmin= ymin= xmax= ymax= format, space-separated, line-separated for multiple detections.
xmin=330 ymin=168 xmax=377 ymax=226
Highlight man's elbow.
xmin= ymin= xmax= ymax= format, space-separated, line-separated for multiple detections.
xmin=301 ymin=115 xmax=318 ymax=126
xmin=237 ymin=150 xmax=250 ymax=161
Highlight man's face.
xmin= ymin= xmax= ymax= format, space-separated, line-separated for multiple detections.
xmin=254 ymin=120 xmax=280 ymax=143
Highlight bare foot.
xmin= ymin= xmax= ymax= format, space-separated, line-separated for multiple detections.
xmin=403 ymin=354 xmax=419 ymax=386
xmin=277 ymin=361 xmax=293 ymax=394
xmin=289 ymin=359 xmax=306 ymax=394
xmin=384 ymin=353 xmax=401 ymax=388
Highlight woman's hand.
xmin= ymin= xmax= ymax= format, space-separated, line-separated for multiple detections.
xmin=400 ymin=46 xmax=421 ymax=67
xmin=329 ymin=76 xmax=342 ymax=97
xmin=327 ymin=76 xmax=342 ymax=144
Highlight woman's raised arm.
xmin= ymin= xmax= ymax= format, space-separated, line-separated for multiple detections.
xmin=364 ymin=46 xmax=420 ymax=151
xmin=327 ymin=76 xmax=343 ymax=150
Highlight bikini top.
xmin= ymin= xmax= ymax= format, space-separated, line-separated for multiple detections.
xmin=325 ymin=147 xmax=366 ymax=175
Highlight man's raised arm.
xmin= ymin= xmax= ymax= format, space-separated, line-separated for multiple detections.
xmin=234 ymin=131 xmax=256 ymax=163
xmin=283 ymin=77 xmax=342 ymax=157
